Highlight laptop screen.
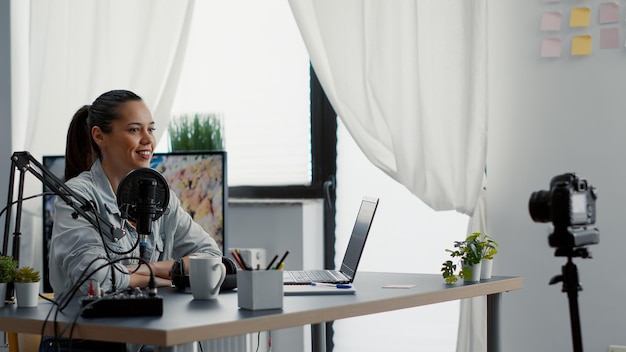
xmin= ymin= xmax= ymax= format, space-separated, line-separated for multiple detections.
xmin=340 ymin=197 xmax=379 ymax=280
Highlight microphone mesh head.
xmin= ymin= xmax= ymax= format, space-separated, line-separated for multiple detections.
xmin=117 ymin=168 xmax=170 ymax=222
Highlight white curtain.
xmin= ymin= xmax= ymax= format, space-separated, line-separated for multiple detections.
xmin=288 ymin=1 xmax=488 ymax=351
xmin=458 ymin=175 xmax=489 ymax=351
xmin=289 ymin=0 xmax=487 ymax=215
xmin=14 ymin=0 xmax=194 ymax=155
xmin=10 ymin=0 xmax=194 ymax=270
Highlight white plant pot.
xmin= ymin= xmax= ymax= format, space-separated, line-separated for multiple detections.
xmin=481 ymin=259 xmax=493 ymax=281
xmin=0 ymin=282 xmax=6 ymax=308
xmin=463 ymin=262 xmax=482 ymax=283
xmin=15 ymin=282 xmax=40 ymax=307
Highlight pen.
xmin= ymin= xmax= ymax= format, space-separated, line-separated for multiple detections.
xmin=274 ymin=250 xmax=290 ymax=270
xmin=230 ymin=251 xmax=245 ymax=269
xmin=235 ymin=248 xmax=253 ymax=270
xmin=265 ymin=254 xmax=279 ymax=270
xmin=231 ymin=250 xmax=251 ymax=270
xmin=311 ymin=282 xmax=352 ymax=289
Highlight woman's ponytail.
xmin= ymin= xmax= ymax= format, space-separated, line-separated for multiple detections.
xmin=64 ymin=105 xmax=97 ymax=180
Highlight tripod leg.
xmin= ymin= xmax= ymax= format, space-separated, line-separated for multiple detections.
xmin=563 ymin=260 xmax=584 ymax=352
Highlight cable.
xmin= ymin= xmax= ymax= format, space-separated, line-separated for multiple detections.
xmin=40 ymin=256 xmax=111 ymax=351
xmin=0 ymin=192 xmax=54 ymax=219
xmin=42 ymin=255 xmax=159 ymax=351
xmin=323 ymin=176 xmax=336 ymax=210
xmin=42 ymin=256 xmax=154 ymax=351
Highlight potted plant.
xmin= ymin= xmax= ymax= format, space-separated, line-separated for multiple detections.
xmin=0 ymin=255 xmax=17 ymax=307
xmin=479 ymin=233 xmax=499 ymax=280
xmin=14 ymin=266 xmax=40 ymax=307
xmin=168 ymin=113 xmax=224 ymax=151
xmin=441 ymin=233 xmax=484 ymax=284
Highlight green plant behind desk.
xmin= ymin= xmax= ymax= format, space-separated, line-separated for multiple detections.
xmin=169 ymin=113 xmax=224 ymax=151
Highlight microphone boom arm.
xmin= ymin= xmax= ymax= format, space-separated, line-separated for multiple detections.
xmin=2 ymin=151 xmax=125 ymax=263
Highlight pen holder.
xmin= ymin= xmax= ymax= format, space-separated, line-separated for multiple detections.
xmin=237 ymin=270 xmax=283 ymax=310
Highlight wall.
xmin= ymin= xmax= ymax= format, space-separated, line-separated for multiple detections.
xmin=0 ymin=0 xmax=11 ymax=220
xmin=489 ymin=1 xmax=626 ymax=351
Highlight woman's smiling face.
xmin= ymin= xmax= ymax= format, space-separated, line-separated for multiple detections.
xmin=93 ymin=100 xmax=156 ymax=184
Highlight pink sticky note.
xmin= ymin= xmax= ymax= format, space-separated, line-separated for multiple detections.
xmin=541 ymin=38 xmax=562 ymax=58
xmin=599 ymin=2 xmax=619 ymax=24
xmin=541 ymin=11 xmax=562 ymax=31
xmin=600 ymin=27 xmax=619 ymax=49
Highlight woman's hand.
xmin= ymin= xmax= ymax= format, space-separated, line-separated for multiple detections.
xmin=126 ymin=260 xmax=176 ymax=288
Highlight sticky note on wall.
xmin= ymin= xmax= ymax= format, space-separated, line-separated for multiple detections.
xmin=541 ymin=11 xmax=562 ymax=31
xmin=541 ymin=38 xmax=562 ymax=57
xmin=599 ymin=2 xmax=619 ymax=24
xmin=570 ymin=7 xmax=590 ymax=27
xmin=571 ymin=35 xmax=592 ymax=55
xmin=600 ymin=28 xmax=619 ymax=49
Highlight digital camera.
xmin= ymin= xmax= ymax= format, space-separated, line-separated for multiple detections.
xmin=528 ymin=173 xmax=599 ymax=248
xmin=529 ymin=173 xmax=596 ymax=227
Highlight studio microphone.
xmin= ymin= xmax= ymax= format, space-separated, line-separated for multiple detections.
xmin=136 ymin=178 xmax=157 ymax=257
xmin=117 ymin=168 xmax=170 ymax=260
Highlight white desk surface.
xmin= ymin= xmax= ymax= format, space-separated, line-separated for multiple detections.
xmin=0 ymin=272 xmax=522 ymax=347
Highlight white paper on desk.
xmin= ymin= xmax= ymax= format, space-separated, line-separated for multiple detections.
xmin=283 ymin=285 xmax=356 ymax=296
xmin=382 ymin=284 xmax=416 ymax=289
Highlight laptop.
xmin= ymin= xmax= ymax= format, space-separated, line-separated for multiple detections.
xmin=283 ymin=196 xmax=379 ymax=285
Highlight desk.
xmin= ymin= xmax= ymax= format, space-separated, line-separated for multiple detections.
xmin=0 ymin=272 xmax=522 ymax=352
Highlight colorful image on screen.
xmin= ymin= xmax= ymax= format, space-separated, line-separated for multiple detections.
xmin=151 ymin=152 xmax=226 ymax=250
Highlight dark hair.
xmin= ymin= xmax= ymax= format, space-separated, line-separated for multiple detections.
xmin=65 ymin=90 xmax=143 ymax=180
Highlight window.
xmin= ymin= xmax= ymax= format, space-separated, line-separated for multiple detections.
xmin=161 ymin=1 xmax=320 ymax=191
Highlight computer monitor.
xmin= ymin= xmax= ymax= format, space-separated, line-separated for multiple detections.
xmin=42 ymin=151 xmax=228 ymax=292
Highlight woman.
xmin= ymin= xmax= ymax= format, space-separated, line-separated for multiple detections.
xmin=48 ymin=89 xmax=222 ymax=298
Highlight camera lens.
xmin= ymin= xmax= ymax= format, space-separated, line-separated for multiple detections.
xmin=529 ymin=190 xmax=552 ymax=223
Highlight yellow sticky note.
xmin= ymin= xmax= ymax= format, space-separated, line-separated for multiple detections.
xmin=572 ymin=35 xmax=592 ymax=56
xmin=570 ymin=7 xmax=590 ymax=27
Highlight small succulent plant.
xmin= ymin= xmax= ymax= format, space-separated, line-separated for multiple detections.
xmin=14 ymin=266 xmax=40 ymax=283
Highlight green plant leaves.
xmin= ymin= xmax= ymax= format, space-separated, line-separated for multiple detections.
xmin=441 ymin=232 xmax=499 ymax=284
xmin=441 ymin=260 xmax=458 ymax=284
xmin=169 ymin=113 xmax=224 ymax=151
xmin=15 ymin=266 xmax=40 ymax=283
xmin=0 ymin=256 xmax=17 ymax=283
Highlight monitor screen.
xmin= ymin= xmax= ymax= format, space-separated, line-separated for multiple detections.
xmin=42 ymin=151 xmax=228 ymax=292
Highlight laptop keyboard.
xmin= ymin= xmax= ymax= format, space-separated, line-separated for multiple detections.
xmin=285 ymin=270 xmax=347 ymax=284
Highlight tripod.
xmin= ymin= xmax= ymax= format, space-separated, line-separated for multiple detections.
xmin=549 ymin=247 xmax=590 ymax=352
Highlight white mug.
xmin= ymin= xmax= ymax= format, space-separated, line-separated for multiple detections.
xmin=189 ymin=255 xmax=226 ymax=300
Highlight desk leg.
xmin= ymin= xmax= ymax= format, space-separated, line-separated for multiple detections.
xmin=487 ymin=293 xmax=501 ymax=352
xmin=311 ymin=323 xmax=326 ymax=352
